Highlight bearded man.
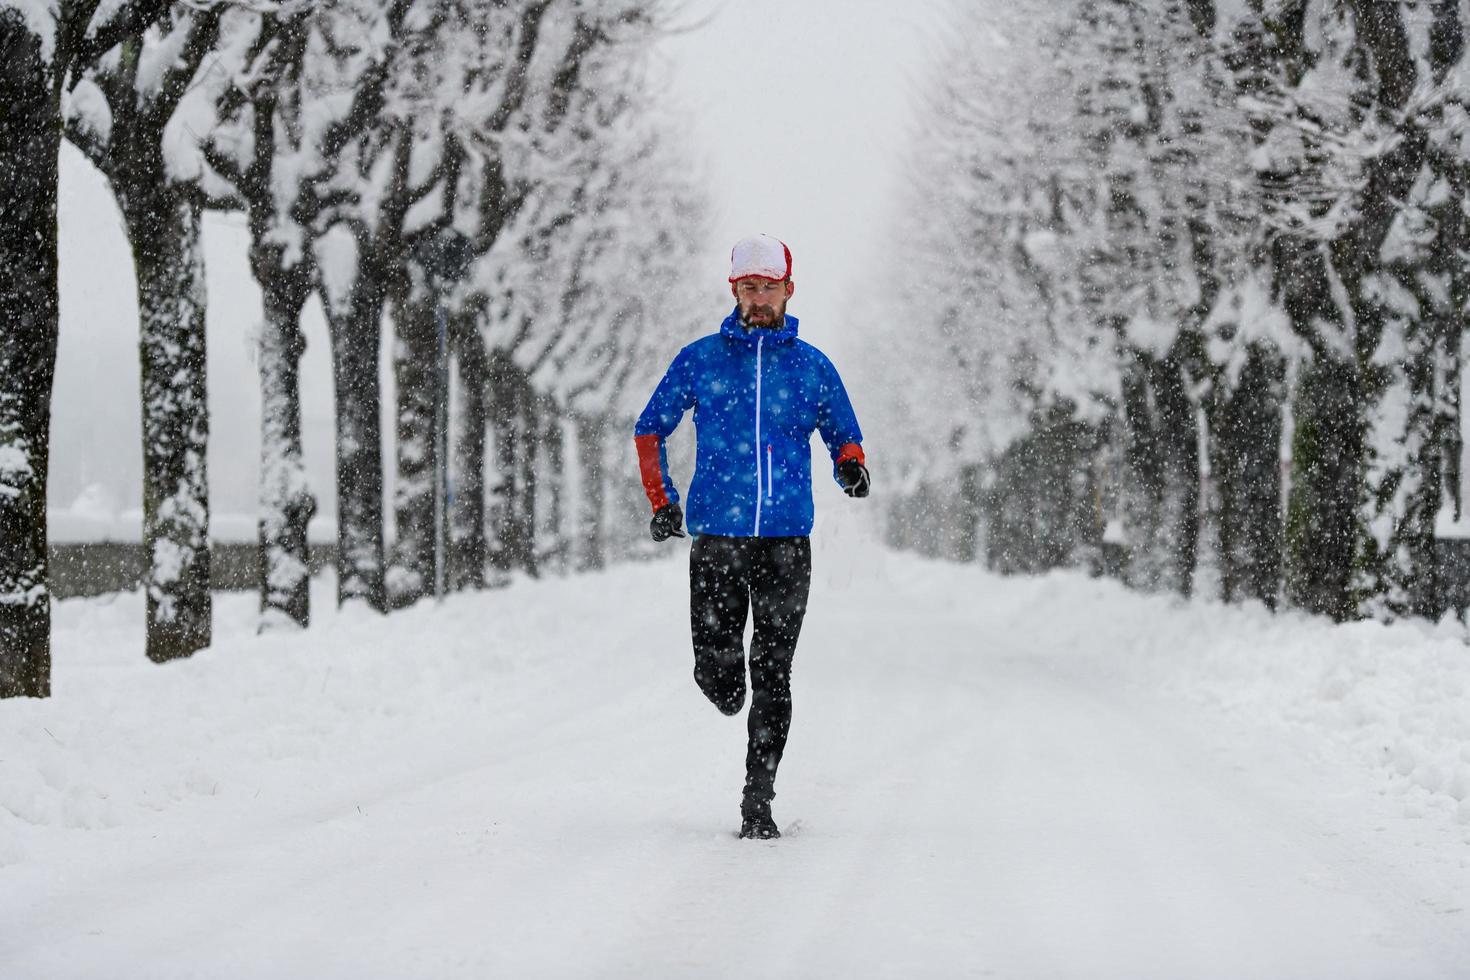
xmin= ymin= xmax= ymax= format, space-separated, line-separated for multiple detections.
xmin=634 ymin=234 xmax=869 ymax=840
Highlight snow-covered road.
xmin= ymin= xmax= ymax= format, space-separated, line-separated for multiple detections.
xmin=5 ymin=525 xmax=1470 ymax=978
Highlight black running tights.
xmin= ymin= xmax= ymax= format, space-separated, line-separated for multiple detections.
xmin=689 ymin=534 xmax=812 ymax=791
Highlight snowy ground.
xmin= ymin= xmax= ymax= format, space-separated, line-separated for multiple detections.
xmin=6 ymin=521 xmax=1470 ymax=979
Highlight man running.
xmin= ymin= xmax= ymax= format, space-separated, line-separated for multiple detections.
xmin=634 ymin=234 xmax=869 ymax=839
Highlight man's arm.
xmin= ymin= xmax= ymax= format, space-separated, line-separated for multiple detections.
xmin=633 ymin=348 xmax=695 ymax=513
xmin=815 ymin=354 xmax=866 ymax=486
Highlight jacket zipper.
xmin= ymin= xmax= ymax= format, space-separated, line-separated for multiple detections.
xmin=767 ymin=446 xmax=773 ymax=499
xmin=753 ymin=335 xmax=764 ymax=536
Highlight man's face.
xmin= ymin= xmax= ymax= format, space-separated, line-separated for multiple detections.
xmin=732 ymin=276 xmax=795 ymax=328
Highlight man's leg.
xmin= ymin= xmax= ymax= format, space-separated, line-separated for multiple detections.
xmin=689 ymin=535 xmax=751 ymax=715
xmin=742 ymin=536 xmax=812 ymax=832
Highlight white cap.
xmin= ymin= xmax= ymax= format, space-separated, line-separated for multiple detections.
xmin=729 ymin=234 xmax=792 ymax=282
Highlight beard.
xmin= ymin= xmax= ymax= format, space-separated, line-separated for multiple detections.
xmin=739 ymin=299 xmax=786 ymax=328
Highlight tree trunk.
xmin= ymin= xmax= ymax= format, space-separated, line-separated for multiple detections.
xmin=116 ymin=186 xmax=213 ymax=661
xmin=388 ymin=288 xmax=437 ymax=606
xmin=1210 ymin=343 xmax=1285 ymax=608
xmin=1120 ymin=351 xmax=1200 ymax=596
xmin=450 ymin=327 xmax=488 ymax=590
xmin=1356 ymin=100 xmax=1468 ymax=620
xmin=488 ymin=354 xmax=537 ymax=576
xmin=954 ymin=463 xmax=983 ymax=565
xmin=516 ymin=388 xmax=541 ymax=578
xmin=1158 ymin=357 xmax=1201 ymax=598
xmin=0 ymin=17 xmax=57 ymax=697
xmin=1272 ymin=2 xmax=1421 ymax=620
xmin=1271 ymin=236 xmax=1367 ymax=622
xmin=981 ymin=408 xmax=1097 ymax=575
xmin=574 ymin=413 xmax=608 ymax=571
xmin=1358 ymin=302 xmax=1460 ymax=620
xmin=322 ymin=265 xmax=389 ymax=612
xmin=486 ymin=354 xmax=514 ymax=579
xmin=256 ymin=261 xmax=316 ymax=630
xmin=540 ymin=401 xmax=566 ymax=574
xmin=1284 ymin=358 xmax=1363 ymax=620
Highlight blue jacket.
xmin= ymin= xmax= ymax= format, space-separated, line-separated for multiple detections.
xmin=634 ymin=308 xmax=864 ymax=537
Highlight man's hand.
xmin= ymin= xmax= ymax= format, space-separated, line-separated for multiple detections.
xmin=837 ymin=459 xmax=870 ymax=498
xmin=650 ymin=502 xmax=686 ymax=541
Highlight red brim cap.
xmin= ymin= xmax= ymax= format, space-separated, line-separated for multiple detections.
xmin=729 ymin=234 xmax=792 ymax=282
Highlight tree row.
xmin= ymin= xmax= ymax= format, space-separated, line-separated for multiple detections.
xmin=872 ymin=0 xmax=1470 ymax=622
xmin=0 ymin=0 xmax=704 ymax=698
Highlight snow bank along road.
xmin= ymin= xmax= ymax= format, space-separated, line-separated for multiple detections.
xmin=5 ymin=524 xmax=1470 ymax=978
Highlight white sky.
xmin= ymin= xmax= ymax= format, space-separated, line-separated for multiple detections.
xmin=47 ymin=0 xmax=954 ymax=532
xmin=655 ymin=0 xmax=954 ymax=363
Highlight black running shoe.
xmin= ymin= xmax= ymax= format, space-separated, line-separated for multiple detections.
xmin=739 ymin=814 xmax=780 ymax=839
xmin=739 ymin=789 xmax=779 ymax=839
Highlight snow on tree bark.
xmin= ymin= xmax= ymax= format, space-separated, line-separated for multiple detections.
xmin=449 ymin=318 xmax=488 ymax=590
xmin=121 ymin=190 xmax=213 ymax=660
xmin=319 ymin=235 xmax=392 ymax=612
xmin=256 ymin=262 xmax=316 ymax=630
xmin=1208 ymin=341 xmax=1285 ymax=608
xmin=513 ymin=387 xmax=540 ymax=579
xmin=387 ymin=282 xmax=438 ymax=607
xmin=1348 ymin=9 xmax=1469 ymax=621
xmin=486 ymin=352 xmax=537 ymax=577
xmin=1256 ymin=1 xmax=1434 ymax=621
xmin=1118 ymin=352 xmax=1200 ymax=597
xmin=1355 ymin=191 xmax=1467 ymax=619
xmin=1284 ymin=358 xmax=1365 ymax=621
xmin=573 ymin=413 xmax=607 ymax=572
xmin=538 ymin=402 xmax=567 ymax=575
xmin=0 ymin=10 xmax=59 ymax=698
xmin=61 ymin=5 xmax=238 ymax=662
xmin=1 ymin=0 xmax=178 ymax=695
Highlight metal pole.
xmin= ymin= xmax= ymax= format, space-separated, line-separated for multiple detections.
xmin=434 ymin=298 xmax=448 ymax=602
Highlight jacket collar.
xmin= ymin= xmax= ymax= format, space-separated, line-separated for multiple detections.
xmin=719 ymin=306 xmax=800 ymax=346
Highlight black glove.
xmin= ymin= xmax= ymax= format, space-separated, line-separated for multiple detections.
xmin=650 ymin=502 xmax=686 ymax=541
xmin=837 ymin=459 xmax=870 ymax=498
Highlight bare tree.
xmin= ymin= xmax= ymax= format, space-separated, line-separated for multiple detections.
xmin=1 ymin=0 xmax=175 ymax=697
xmin=64 ymin=6 xmax=245 ymax=660
xmin=209 ymin=0 xmax=415 ymax=620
